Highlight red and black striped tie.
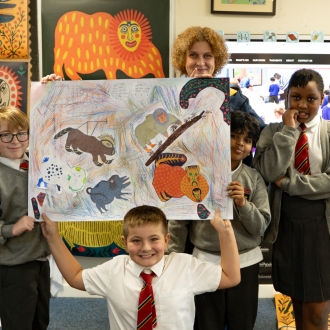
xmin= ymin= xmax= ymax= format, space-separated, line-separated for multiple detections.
xmin=137 ymin=272 xmax=157 ymax=329
xmin=295 ymin=123 xmax=311 ymax=175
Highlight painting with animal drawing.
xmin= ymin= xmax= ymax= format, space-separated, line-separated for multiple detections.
xmin=28 ymin=78 xmax=233 ymax=221
xmin=41 ymin=0 xmax=170 ymax=80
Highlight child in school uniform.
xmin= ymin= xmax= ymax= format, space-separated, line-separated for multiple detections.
xmin=167 ymin=111 xmax=271 ymax=330
xmin=0 ymin=106 xmax=51 ymax=330
xmin=41 ymin=205 xmax=240 ymax=330
xmin=253 ymin=68 xmax=330 ymax=330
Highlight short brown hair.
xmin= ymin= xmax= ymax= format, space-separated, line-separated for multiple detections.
xmin=123 ymin=205 xmax=168 ymax=238
xmin=171 ymin=26 xmax=229 ymax=77
xmin=0 ymin=106 xmax=29 ymax=131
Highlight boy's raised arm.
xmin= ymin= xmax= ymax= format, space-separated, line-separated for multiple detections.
xmin=41 ymin=214 xmax=86 ymax=291
xmin=210 ymin=209 xmax=240 ymax=289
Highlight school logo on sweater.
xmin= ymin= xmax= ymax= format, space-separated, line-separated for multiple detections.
xmin=244 ymin=187 xmax=251 ymax=200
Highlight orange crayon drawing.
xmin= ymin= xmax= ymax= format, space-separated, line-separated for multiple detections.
xmin=54 ymin=10 xmax=165 ymax=80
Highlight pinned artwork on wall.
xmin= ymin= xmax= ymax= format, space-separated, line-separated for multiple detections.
xmin=28 ymin=78 xmax=233 ymax=222
xmin=41 ymin=0 xmax=170 ymax=80
xmin=0 ymin=59 xmax=29 ymax=113
xmin=0 ymin=0 xmax=29 ymax=59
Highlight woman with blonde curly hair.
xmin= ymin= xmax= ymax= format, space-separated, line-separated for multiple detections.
xmin=168 ymin=26 xmax=267 ymax=330
xmin=171 ymin=26 xmax=265 ymax=130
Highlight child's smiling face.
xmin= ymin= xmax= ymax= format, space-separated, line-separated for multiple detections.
xmin=287 ymin=81 xmax=323 ymax=123
xmin=0 ymin=121 xmax=29 ymax=159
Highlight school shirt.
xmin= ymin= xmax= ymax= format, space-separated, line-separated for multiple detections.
xmin=82 ymin=253 xmax=221 ymax=330
xmin=192 ymin=162 xmax=263 ymax=269
xmin=0 ymin=153 xmax=29 ymax=172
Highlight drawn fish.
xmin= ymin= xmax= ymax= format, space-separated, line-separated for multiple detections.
xmin=0 ymin=14 xmax=15 ymax=23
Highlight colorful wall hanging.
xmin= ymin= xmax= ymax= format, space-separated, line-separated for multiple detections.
xmin=0 ymin=0 xmax=29 ymax=59
xmin=0 ymin=59 xmax=29 ymax=113
xmin=41 ymin=0 xmax=170 ymax=80
xmin=29 ymin=78 xmax=232 ymax=222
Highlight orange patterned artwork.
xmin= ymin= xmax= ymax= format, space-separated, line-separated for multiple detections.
xmin=53 ymin=10 xmax=165 ymax=80
xmin=0 ymin=0 xmax=29 ymax=59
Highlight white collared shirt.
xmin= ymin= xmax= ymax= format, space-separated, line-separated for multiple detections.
xmin=291 ymin=115 xmax=322 ymax=175
xmin=0 ymin=153 xmax=28 ymax=172
xmin=82 ymin=253 xmax=221 ymax=330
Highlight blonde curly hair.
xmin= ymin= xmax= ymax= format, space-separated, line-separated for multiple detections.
xmin=172 ymin=26 xmax=229 ymax=77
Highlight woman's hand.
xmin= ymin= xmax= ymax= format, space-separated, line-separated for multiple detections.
xmin=41 ymin=73 xmax=63 ymax=84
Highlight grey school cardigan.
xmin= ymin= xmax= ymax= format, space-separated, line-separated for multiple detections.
xmin=253 ymin=119 xmax=330 ymax=243
xmin=0 ymin=162 xmax=50 ymax=266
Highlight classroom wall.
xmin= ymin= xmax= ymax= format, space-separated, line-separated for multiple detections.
xmin=175 ymin=0 xmax=330 ymax=39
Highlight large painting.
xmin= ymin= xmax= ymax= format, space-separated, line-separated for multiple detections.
xmin=0 ymin=0 xmax=30 ymax=59
xmin=0 ymin=59 xmax=29 ymax=113
xmin=41 ymin=0 xmax=170 ymax=80
xmin=28 ymin=78 xmax=232 ymax=222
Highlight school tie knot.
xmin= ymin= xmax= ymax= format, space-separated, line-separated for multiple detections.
xmin=19 ymin=159 xmax=29 ymax=172
xmin=140 ymin=272 xmax=155 ymax=285
xmin=137 ymin=271 xmax=157 ymax=329
xmin=299 ymin=123 xmax=306 ymax=132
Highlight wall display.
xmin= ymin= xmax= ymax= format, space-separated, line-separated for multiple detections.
xmin=29 ymin=78 xmax=232 ymax=222
xmin=0 ymin=59 xmax=29 ymax=113
xmin=211 ymin=0 xmax=276 ymax=16
xmin=41 ymin=0 xmax=170 ymax=80
xmin=0 ymin=0 xmax=29 ymax=59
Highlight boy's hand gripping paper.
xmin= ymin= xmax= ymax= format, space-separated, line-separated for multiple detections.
xmin=28 ymin=78 xmax=233 ymax=221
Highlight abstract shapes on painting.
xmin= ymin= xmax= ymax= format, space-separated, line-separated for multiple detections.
xmin=31 ymin=197 xmax=40 ymax=219
xmin=37 ymin=156 xmax=87 ymax=196
xmin=180 ymin=165 xmax=209 ymax=203
xmin=54 ymin=127 xmax=116 ymax=167
xmin=37 ymin=192 xmax=46 ymax=207
xmin=197 ymin=204 xmax=210 ymax=220
xmin=135 ymin=108 xmax=182 ymax=152
xmin=58 ymin=220 xmax=127 ymax=257
xmin=179 ymin=78 xmax=231 ymax=124
xmin=53 ymin=10 xmax=165 ymax=80
xmin=152 ymin=155 xmax=186 ymax=202
xmin=86 ymin=175 xmax=131 ymax=214
xmin=0 ymin=0 xmax=29 ymax=58
xmin=152 ymin=153 xmax=209 ymax=205
xmin=145 ymin=111 xmax=205 ymax=166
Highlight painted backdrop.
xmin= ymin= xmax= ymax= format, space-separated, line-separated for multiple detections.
xmin=41 ymin=0 xmax=170 ymax=80
xmin=29 ymin=78 xmax=232 ymax=223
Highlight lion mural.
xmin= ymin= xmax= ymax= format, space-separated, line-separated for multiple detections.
xmin=53 ymin=9 xmax=165 ymax=80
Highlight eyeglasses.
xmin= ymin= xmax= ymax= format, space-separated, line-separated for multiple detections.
xmin=0 ymin=132 xmax=29 ymax=143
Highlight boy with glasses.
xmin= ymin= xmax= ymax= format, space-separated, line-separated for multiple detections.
xmin=0 ymin=106 xmax=51 ymax=330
